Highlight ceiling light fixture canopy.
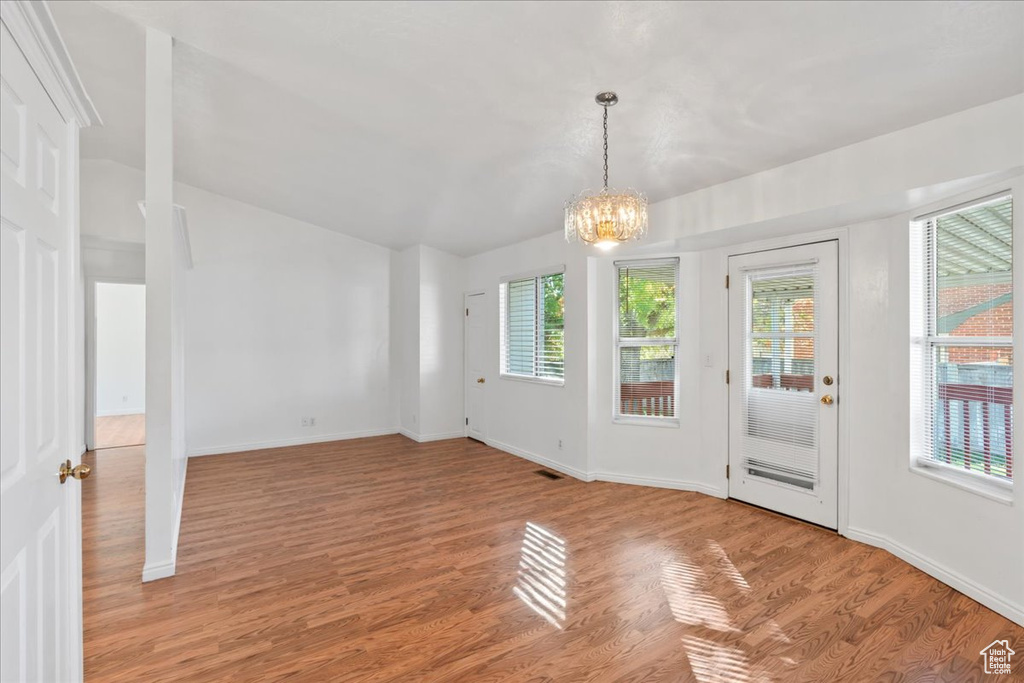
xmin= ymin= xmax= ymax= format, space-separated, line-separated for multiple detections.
xmin=565 ymin=92 xmax=647 ymax=250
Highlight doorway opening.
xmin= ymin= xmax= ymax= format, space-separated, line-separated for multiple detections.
xmin=93 ymin=282 xmax=146 ymax=449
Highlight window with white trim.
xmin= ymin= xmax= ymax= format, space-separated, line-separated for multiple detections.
xmin=615 ymin=258 xmax=679 ymax=420
xmin=499 ymin=269 xmax=565 ymax=382
xmin=911 ymin=194 xmax=1013 ymax=486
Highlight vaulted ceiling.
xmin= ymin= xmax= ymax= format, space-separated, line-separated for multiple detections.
xmin=51 ymin=1 xmax=1024 ymax=256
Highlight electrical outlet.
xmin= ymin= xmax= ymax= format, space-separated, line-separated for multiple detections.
xmin=123 ymin=395 xmax=128 ymax=403
xmin=703 ymin=354 xmax=714 ymax=368
xmin=309 ymin=417 xmax=316 ymax=427
xmin=301 ymin=418 xmax=310 ymax=427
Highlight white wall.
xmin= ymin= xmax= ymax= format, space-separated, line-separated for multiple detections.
xmin=183 ymin=178 xmax=395 ymax=455
xmin=396 ymin=246 xmax=421 ymax=436
xmin=393 ymin=245 xmax=466 ymax=441
xmin=418 ymin=245 xmax=465 ymax=440
xmin=95 ymin=283 xmax=146 ymax=415
xmin=82 ymin=157 xmax=146 ymax=244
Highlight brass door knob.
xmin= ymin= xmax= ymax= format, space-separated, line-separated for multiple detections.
xmin=59 ymin=460 xmax=92 ymax=484
xmin=476 ymin=377 xmax=485 ymax=384
xmin=820 ymin=394 xmax=834 ymax=406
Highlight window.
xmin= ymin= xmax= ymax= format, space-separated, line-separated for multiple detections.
xmin=615 ymin=258 xmax=679 ymax=420
xmin=912 ymin=194 xmax=1013 ymax=487
xmin=499 ymin=269 xmax=565 ymax=383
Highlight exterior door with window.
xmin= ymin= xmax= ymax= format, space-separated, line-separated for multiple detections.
xmin=728 ymin=241 xmax=839 ymax=528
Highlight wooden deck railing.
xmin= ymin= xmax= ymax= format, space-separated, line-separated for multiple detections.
xmin=937 ymin=382 xmax=1013 ymax=478
xmin=620 ymin=381 xmax=674 ymax=417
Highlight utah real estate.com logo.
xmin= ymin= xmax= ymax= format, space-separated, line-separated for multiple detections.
xmin=980 ymin=639 xmax=1015 ymax=675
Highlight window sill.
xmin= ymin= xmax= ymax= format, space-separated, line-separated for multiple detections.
xmin=499 ymin=373 xmax=564 ymax=387
xmin=909 ymin=461 xmax=1014 ymax=505
xmin=612 ymin=415 xmax=680 ymax=429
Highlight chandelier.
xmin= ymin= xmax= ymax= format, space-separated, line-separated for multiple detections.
xmin=565 ymin=92 xmax=647 ymax=250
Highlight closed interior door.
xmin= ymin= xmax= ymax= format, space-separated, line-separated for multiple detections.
xmin=1 ymin=22 xmax=82 ymax=682
xmin=728 ymin=241 xmax=839 ymax=528
xmin=465 ymin=293 xmax=486 ymax=441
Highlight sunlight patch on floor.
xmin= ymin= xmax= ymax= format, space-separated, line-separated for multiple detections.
xmin=661 ymin=556 xmax=738 ymax=632
xmin=513 ymin=522 xmax=567 ymax=628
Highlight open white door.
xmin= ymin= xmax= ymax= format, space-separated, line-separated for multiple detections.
xmin=728 ymin=241 xmax=839 ymax=528
xmin=1 ymin=13 xmax=91 ymax=682
xmin=465 ymin=293 xmax=486 ymax=441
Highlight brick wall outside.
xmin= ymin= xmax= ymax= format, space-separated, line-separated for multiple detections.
xmin=940 ymin=283 xmax=1013 ymax=363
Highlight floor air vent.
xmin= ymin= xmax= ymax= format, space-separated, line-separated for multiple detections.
xmin=535 ymin=469 xmax=563 ymax=480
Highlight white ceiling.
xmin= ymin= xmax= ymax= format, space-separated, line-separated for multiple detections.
xmin=51 ymin=1 xmax=1024 ymax=256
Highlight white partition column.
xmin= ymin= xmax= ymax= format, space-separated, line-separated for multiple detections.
xmin=143 ymin=27 xmax=180 ymax=581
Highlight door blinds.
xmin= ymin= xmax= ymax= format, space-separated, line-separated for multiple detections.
xmin=740 ymin=263 xmax=819 ymax=487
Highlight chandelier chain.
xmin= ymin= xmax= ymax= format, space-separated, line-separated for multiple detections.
xmin=602 ymin=106 xmax=609 ymax=189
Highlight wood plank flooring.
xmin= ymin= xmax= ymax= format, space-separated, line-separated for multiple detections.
xmin=93 ymin=413 xmax=145 ymax=449
xmin=82 ymin=436 xmax=1023 ymax=682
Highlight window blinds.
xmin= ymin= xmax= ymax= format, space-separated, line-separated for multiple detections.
xmin=499 ymin=272 xmax=565 ymax=381
xmin=740 ymin=265 xmax=819 ymax=487
xmin=913 ymin=194 xmax=1013 ymax=482
xmin=616 ymin=259 xmax=678 ymax=418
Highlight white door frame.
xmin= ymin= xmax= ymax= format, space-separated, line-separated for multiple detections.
xmin=722 ymin=228 xmax=851 ymax=536
xmin=84 ymin=276 xmax=145 ymax=451
xmin=463 ymin=290 xmax=486 ymax=440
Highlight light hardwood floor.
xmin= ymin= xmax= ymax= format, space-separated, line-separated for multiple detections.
xmin=93 ymin=413 xmax=145 ymax=449
xmin=82 ymin=436 xmax=1023 ymax=682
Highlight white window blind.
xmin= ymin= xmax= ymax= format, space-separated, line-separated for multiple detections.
xmin=615 ymin=259 xmax=678 ymax=419
xmin=741 ymin=264 xmax=819 ymax=488
xmin=911 ymin=194 xmax=1013 ymax=484
xmin=499 ymin=271 xmax=565 ymax=381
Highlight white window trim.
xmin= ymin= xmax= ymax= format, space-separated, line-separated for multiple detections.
xmin=910 ymin=461 xmax=1013 ymax=505
xmin=499 ymin=269 xmax=565 ymax=386
xmin=909 ymin=191 xmax=1015 ymax=499
xmin=612 ymin=257 xmax=681 ymax=426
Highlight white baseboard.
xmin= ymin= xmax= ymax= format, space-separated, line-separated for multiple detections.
xmin=398 ymin=428 xmax=467 ymax=443
xmin=591 ymin=471 xmax=727 ymax=499
xmin=187 ymin=428 xmax=398 ymax=457
xmin=484 ymin=438 xmax=589 ymax=482
xmin=141 ymin=559 xmax=175 ymax=582
xmin=845 ymin=526 xmax=1023 ymax=626
xmin=96 ymin=408 xmax=145 ymax=417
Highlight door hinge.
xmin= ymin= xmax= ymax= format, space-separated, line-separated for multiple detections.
xmin=725 ymin=274 xmax=730 ymax=289
xmin=725 ymin=369 xmax=730 ymax=384
xmin=726 ymin=464 xmax=730 ymax=479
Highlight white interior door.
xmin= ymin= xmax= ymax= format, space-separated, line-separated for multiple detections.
xmin=465 ymin=293 xmax=486 ymax=441
xmin=728 ymin=241 xmax=839 ymax=528
xmin=1 ymin=22 xmax=83 ymax=682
